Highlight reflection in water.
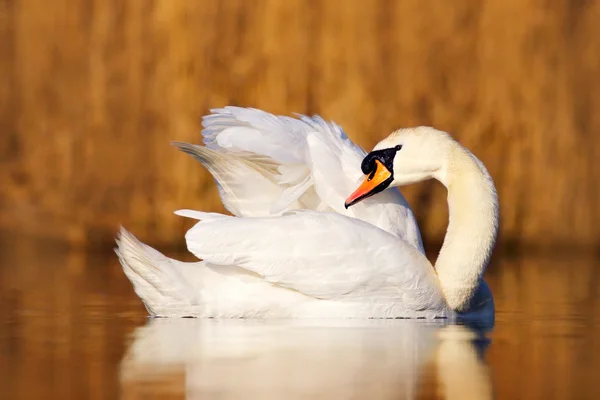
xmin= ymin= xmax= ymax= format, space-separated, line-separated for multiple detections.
xmin=119 ymin=319 xmax=493 ymax=399
xmin=435 ymin=326 xmax=492 ymax=400
xmin=1 ymin=233 xmax=600 ymax=399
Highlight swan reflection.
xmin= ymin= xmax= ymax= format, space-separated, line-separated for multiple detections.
xmin=120 ymin=320 xmax=492 ymax=399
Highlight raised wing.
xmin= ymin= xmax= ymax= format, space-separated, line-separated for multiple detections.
xmin=172 ymin=142 xmax=289 ymax=217
xmin=182 ymin=107 xmax=423 ymax=250
xmin=176 ymin=209 xmax=442 ymax=309
xmin=202 ymin=107 xmax=365 ymax=214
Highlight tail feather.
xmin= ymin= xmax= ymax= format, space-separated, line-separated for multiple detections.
xmin=115 ymin=228 xmax=199 ymax=316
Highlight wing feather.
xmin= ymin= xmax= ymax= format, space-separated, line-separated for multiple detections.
xmin=179 ymin=210 xmax=440 ymax=307
xmin=195 ymin=107 xmax=423 ymax=250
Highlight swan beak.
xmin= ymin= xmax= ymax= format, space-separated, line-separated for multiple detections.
xmin=345 ymin=160 xmax=393 ymax=208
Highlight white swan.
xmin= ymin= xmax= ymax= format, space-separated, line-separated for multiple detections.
xmin=116 ymin=107 xmax=498 ymax=319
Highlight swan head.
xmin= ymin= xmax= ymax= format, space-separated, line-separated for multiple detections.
xmin=345 ymin=126 xmax=499 ymax=314
xmin=345 ymin=127 xmax=452 ymax=208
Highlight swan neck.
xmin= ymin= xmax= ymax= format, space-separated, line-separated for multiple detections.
xmin=434 ymin=145 xmax=499 ymax=311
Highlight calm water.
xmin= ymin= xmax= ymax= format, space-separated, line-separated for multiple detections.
xmin=1 ymin=235 xmax=599 ymax=399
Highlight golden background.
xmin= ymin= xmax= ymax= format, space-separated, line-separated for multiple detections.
xmin=1 ymin=2 xmax=600 ymax=399
xmin=1 ymin=0 xmax=599 ymax=250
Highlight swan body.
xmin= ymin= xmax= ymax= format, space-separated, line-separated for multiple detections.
xmin=116 ymin=107 xmax=498 ymax=319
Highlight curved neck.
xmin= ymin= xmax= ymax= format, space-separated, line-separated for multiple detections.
xmin=433 ymin=143 xmax=499 ymax=311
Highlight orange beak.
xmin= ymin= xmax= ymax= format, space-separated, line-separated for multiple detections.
xmin=345 ymin=160 xmax=393 ymax=208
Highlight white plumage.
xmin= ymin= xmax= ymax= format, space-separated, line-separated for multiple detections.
xmin=116 ymin=107 xmax=498 ymax=319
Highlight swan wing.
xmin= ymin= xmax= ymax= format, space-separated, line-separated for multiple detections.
xmin=177 ymin=210 xmax=442 ymax=309
xmin=198 ymin=107 xmax=423 ymax=250
xmin=171 ymin=142 xmax=290 ymax=217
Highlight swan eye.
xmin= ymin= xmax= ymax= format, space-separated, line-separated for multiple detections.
xmin=395 ymin=145 xmax=402 ymax=151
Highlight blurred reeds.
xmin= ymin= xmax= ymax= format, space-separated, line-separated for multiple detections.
xmin=0 ymin=0 xmax=599 ymax=251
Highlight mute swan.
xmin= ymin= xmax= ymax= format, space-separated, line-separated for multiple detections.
xmin=116 ymin=107 xmax=498 ymax=319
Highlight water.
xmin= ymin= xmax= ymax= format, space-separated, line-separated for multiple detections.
xmin=1 ymin=235 xmax=599 ymax=399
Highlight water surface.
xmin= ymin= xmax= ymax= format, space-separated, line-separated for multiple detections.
xmin=0 ymin=235 xmax=599 ymax=399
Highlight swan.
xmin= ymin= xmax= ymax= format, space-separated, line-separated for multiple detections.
xmin=116 ymin=107 xmax=498 ymax=319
